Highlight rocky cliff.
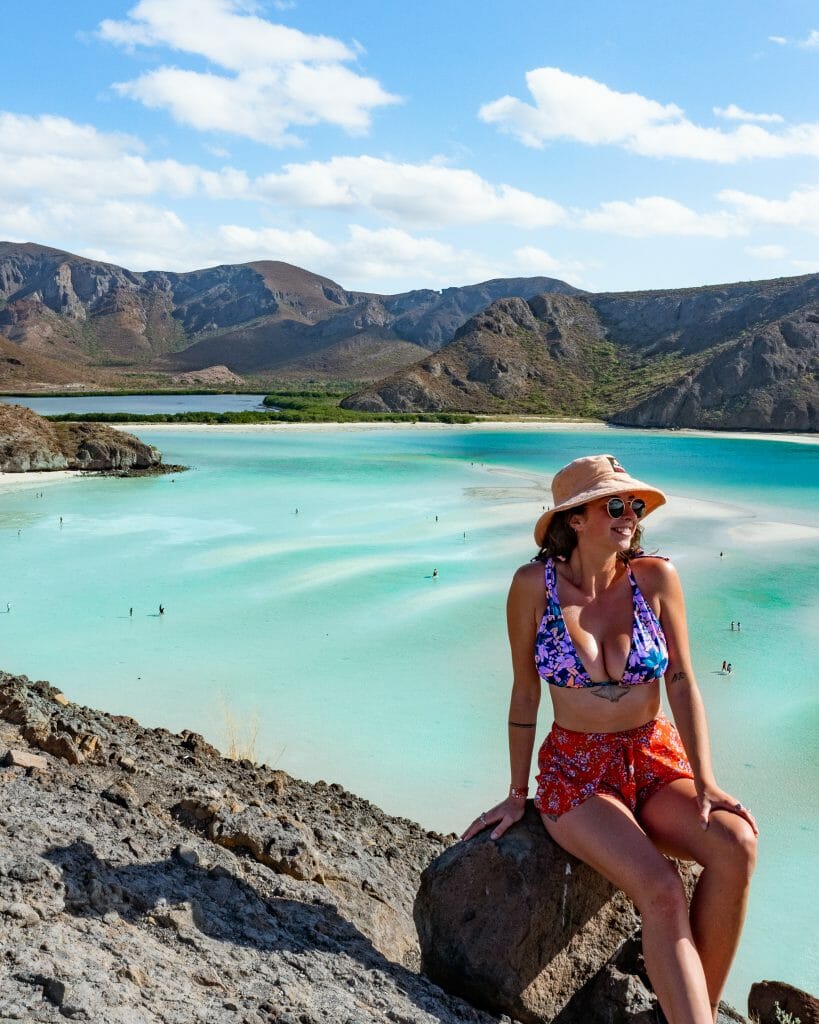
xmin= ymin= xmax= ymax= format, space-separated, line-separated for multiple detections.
xmin=0 ymin=403 xmax=166 ymax=474
xmin=0 ymin=242 xmax=577 ymax=385
xmin=0 ymin=671 xmax=767 ymax=1024
xmin=342 ymin=278 xmax=819 ymax=431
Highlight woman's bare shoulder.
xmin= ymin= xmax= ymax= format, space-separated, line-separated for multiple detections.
xmin=630 ymin=555 xmax=681 ymax=598
xmin=509 ymin=560 xmax=547 ymax=594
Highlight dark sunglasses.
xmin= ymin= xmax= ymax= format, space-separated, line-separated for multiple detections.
xmin=605 ymin=496 xmax=646 ymax=519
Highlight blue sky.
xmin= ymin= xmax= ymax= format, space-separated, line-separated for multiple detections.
xmin=2 ymin=0 xmax=819 ymax=293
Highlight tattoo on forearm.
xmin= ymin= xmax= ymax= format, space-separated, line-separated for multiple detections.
xmin=588 ymin=684 xmax=632 ymax=703
xmin=669 ymin=671 xmax=688 ymax=684
xmin=508 ymin=721 xmax=537 ymax=729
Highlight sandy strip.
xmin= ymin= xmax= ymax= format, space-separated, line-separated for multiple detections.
xmin=107 ymin=419 xmax=818 ymax=445
xmin=0 ymin=470 xmax=84 ymax=493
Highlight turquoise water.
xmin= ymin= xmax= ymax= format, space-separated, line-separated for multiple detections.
xmin=1 ymin=424 xmax=817 ymax=1004
xmin=0 ymin=394 xmax=268 ymax=415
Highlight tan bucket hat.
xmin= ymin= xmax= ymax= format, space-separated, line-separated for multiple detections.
xmin=534 ymin=454 xmax=666 ymax=547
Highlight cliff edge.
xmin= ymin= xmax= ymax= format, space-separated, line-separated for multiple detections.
xmin=0 ymin=403 xmax=170 ymax=474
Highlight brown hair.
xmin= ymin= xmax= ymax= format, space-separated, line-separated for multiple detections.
xmin=534 ymin=505 xmax=644 ymax=563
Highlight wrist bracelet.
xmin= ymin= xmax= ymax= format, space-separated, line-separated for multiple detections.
xmin=509 ymin=785 xmax=529 ymax=801
xmin=508 ymin=721 xmax=536 ymax=729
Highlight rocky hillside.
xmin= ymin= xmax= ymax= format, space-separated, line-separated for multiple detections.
xmin=0 ymin=403 xmax=169 ymax=473
xmin=0 ymin=242 xmax=578 ymax=386
xmin=0 ymin=671 xmax=775 ymax=1024
xmin=342 ymin=276 xmax=819 ymax=431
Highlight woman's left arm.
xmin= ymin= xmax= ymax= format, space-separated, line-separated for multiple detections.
xmin=654 ymin=560 xmax=759 ymax=835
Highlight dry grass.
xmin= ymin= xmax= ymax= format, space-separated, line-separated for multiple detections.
xmin=216 ymin=695 xmax=261 ymax=764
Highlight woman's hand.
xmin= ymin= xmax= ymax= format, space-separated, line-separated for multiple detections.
xmin=697 ymin=783 xmax=759 ymax=835
xmin=461 ymin=797 xmax=526 ymax=842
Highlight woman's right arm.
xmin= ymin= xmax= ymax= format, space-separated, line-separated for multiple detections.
xmin=461 ymin=564 xmax=542 ymax=841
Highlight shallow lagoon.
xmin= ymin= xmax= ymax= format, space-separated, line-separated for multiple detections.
xmin=1 ymin=423 xmax=817 ymax=1004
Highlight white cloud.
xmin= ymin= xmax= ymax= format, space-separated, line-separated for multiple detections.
xmin=0 ymin=111 xmax=143 ymax=159
xmin=0 ymin=196 xmax=191 ymax=270
xmin=216 ymin=222 xmax=493 ymax=286
xmin=100 ymin=0 xmax=399 ymax=145
xmin=0 ymin=112 xmax=247 ymax=203
xmin=479 ymin=66 xmax=819 ymax=162
xmin=255 ymin=156 xmax=565 ymax=227
xmin=480 ymin=67 xmax=681 ymax=149
xmin=745 ymin=244 xmax=788 ymax=259
xmin=0 ymin=112 xmax=566 ymax=232
xmin=798 ymin=29 xmax=819 ymax=49
xmin=713 ymin=104 xmax=783 ymax=124
xmin=719 ymin=184 xmax=819 ymax=232
xmin=512 ymin=246 xmax=587 ymax=282
xmin=99 ymin=0 xmax=351 ymax=67
xmin=769 ymin=35 xmax=788 ymax=46
xmin=579 ymin=196 xmax=744 ymax=238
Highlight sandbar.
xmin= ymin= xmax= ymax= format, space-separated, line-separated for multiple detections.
xmin=107 ymin=419 xmax=818 ymax=445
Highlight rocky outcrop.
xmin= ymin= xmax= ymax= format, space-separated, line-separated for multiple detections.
xmin=748 ymin=980 xmax=819 ymax=1024
xmin=415 ymin=804 xmax=712 ymax=1024
xmin=0 ymin=403 xmax=165 ymax=474
xmin=170 ymin=365 xmax=246 ymax=387
xmin=0 ymin=671 xmax=496 ymax=1024
xmin=0 ymin=671 xmax=809 ymax=1024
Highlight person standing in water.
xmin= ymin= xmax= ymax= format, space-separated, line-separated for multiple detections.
xmin=462 ymin=454 xmax=757 ymax=1024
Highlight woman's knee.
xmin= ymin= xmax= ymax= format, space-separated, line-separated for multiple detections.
xmin=704 ymin=814 xmax=758 ymax=880
xmin=632 ymin=859 xmax=688 ymax=919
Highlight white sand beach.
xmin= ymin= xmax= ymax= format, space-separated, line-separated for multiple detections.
xmin=104 ymin=419 xmax=819 ymax=445
xmin=0 ymin=470 xmax=84 ymax=493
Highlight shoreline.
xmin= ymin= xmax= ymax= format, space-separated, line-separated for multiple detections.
xmin=104 ymin=419 xmax=819 ymax=445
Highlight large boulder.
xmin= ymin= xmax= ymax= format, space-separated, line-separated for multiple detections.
xmin=414 ymin=802 xmax=700 ymax=1024
xmin=749 ymin=980 xmax=819 ymax=1024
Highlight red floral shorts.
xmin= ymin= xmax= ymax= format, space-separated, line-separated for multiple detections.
xmin=534 ymin=715 xmax=693 ymax=819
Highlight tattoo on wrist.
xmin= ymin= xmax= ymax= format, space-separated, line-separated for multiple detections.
xmin=669 ymin=671 xmax=688 ymax=684
xmin=508 ymin=721 xmax=537 ymax=728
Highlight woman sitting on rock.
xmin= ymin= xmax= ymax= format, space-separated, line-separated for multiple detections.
xmin=462 ymin=454 xmax=757 ymax=1024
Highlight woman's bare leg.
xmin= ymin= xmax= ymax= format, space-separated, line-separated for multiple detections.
xmin=639 ymin=780 xmax=757 ymax=1021
xmin=543 ymin=795 xmax=713 ymax=1024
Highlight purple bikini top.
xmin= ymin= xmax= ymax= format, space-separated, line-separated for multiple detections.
xmin=535 ymin=557 xmax=669 ymax=687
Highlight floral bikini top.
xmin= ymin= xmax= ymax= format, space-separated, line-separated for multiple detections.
xmin=535 ymin=557 xmax=669 ymax=687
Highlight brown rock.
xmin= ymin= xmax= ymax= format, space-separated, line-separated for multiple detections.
xmin=749 ymin=980 xmax=819 ymax=1024
xmin=118 ymin=964 xmax=149 ymax=988
xmin=53 ymin=693 xmax=70 ymax=707
xmin=1 ymin=748 xmax=48 ymax=770
xmin=414 ymin=802 xmax=699 ymax=1024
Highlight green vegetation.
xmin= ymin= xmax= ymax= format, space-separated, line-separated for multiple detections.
xmin=39 ymin=382 xmax=473 ymax=423
xmin=45 ymin=408 xmax=478 ymax=424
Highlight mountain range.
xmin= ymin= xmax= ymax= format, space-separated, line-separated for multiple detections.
xmin=0 ymin=241 xmax=816 ymax=430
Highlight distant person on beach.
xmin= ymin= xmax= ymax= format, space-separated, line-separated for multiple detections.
xmin=432 ymin=568 xmax=438 ymax=579
xmin=159 ymin=604 xmax=165 ymax=615
xmin=462 ymin=454 xmax=757 ymax=1024
xmin=736 ymin=622 xmax=741 ymax=632
xmin=727 ymin=663 xmax=733 ymax=675
xmin=721 ymin=661 xmax=727 ymax=672
xmin=730 ymin=621 xmax=735 ymax=631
